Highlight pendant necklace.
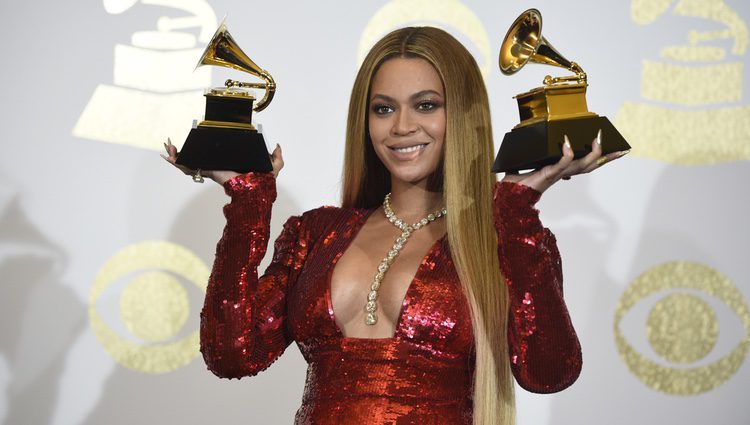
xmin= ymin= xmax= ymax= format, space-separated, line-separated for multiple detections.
xmin=364 ymin=193 xmax=447 ymax=325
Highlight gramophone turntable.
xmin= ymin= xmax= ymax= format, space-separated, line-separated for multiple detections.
xmin=492 ymin=9 xmax=631 ymax=173
xmin=176 ymin=19 xmax=276 ymax=174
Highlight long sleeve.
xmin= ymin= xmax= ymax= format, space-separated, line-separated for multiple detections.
xmin=494 ymin=181 xmax=582 ymax=393
xmin=199 ymin=172 xmax=308 ymax=379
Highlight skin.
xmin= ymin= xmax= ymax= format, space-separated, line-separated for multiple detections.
xmin=163 ymin=57 xmax=628 ymax=339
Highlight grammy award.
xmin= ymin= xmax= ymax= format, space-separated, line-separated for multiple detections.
xmin=176 ymin=19 xmax=276 ymax=174
xmin=492 ymin=9 xmax=631 ymax=173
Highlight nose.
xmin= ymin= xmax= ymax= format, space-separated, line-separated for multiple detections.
xmin=392 ymin=108 xmax=418 ymax=136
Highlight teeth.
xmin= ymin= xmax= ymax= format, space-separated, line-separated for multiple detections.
xmin=393 ymin=144 xmax=426 ymax=153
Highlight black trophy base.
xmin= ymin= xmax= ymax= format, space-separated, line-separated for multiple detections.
xmin=176 ymin=127 xmax=273 ymax=174
xmin=491 ymin=116 xmax=631 ymax=173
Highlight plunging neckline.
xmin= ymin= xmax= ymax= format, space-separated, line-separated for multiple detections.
xmin=326 ymin=208 xmax=447 ymax=341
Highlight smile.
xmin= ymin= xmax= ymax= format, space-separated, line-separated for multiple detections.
xmin=390 ymin=143 xmax=427 ymax=153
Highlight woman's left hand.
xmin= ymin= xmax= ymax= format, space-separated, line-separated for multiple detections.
xmin=501 ymin=130 xmax=629 ymax=194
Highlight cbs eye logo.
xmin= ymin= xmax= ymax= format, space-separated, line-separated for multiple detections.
xmin=614 ymin=261 xmax=750 ymax=395
xmin=88 ymin=241 xmax=209 ymax=373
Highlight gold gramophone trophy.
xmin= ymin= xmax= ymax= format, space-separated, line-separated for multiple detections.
xmin=176 ymin=20 xmax=276 ymax=174
xmin=492 ymin=9 xmax=630 ymax=173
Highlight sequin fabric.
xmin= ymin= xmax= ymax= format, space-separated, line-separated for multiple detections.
xmin=200 ymin=172 xmax=582 ymax=424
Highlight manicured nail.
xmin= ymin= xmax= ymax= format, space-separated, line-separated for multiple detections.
xmin=564 ymin=135 xmax=571 ymax=150
xmin=618 ymin=149 xmax=631 ymax=157
xmin=596 ymin=129 xmax=602 ymax=145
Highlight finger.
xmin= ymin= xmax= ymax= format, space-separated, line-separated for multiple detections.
xmin=581 ymin=148 xmax=630 ymax=173
xmin=166 ymin=138 xmax=179 ymax=158
xmin=542 ymin=134 xmax=575 ymax=180
xmin=272 ymin=143 xmax=282 ymax=160
xmin=573 ymin=129 xmax=603 ymax=173
xmin=271 ymin=144 xmax=284 ymax=164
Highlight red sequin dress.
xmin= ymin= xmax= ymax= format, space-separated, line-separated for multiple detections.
xmin=200 ymin=172 xmax=582 ymax=424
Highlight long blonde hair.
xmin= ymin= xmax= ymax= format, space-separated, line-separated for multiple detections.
xmin=341 ymin=27 xmax=515 ymax=425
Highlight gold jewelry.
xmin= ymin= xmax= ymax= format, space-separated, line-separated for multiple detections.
xmin=192 ymin=169 xmax=204 ymax=183
xmin=596 ymin=156 xmax=609 ymax=166
xmin=364 ymin=193 xmax=447 ymax=325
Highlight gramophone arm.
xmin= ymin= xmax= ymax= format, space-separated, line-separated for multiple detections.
xmin=543 ymin=61 xmax=587 ymax=86
xmin=225 ymin=70 xmax=277 ymax=112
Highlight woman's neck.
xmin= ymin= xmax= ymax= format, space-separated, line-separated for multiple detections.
xmin=387 ymin=180 xmax=444 ymax=222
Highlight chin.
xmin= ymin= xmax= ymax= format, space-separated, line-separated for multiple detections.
xmin=388 ymin=167 xmax=438 ymax=187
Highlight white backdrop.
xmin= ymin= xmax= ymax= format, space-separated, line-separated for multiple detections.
xmin=1 ymin=0 xmax=749 ymax=424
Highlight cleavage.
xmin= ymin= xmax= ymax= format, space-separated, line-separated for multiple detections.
xmin=329 ymin=211 xmax=445 ymax=339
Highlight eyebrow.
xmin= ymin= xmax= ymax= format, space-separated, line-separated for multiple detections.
xmin=370 ymin=90 xmax=443 ymax=103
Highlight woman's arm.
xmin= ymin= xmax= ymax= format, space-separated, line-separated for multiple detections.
xmin=199 ymin=172 xmax=307 ymax=379
xmin=494 ymin=180 xmax=582 ymax=393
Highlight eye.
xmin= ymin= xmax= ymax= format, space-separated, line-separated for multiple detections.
xmin=416 ymin=100 xmax=441 ymax=112
xmin=614 ymin=261 xmax=750 ymax=395
xmin=89 ymin=241 xmax=210 ymax=373
xmin=371 ymin=104 xmax=394 ymax=115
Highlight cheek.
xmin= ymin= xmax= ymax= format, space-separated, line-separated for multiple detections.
xmin=426 ymin=112 xmax=446 ymax=145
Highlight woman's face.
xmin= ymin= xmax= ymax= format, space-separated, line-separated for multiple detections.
xmin=368 ymin=57 xmax=446 ymax=188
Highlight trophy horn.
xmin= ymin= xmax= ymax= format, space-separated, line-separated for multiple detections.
xmin=499 ymin=9 xmax=585 ymax=84
xmin=196 ymin=20 xmax=276 ymax=111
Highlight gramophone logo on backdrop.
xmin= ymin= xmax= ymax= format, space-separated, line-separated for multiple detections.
xmin=73 ymin=0 xmax=217 ymax=150
xmin=615 ymin=0 xmax=749 ymax=164
xmin=358 ymin=0 xmax=492 ymax=78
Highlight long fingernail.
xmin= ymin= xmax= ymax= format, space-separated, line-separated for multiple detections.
xmin=618 ymin=149 xmax=631 ymax=157
xmin=596 ymin=129 xmax=602 ymax=145
xmin=564 ymin=135 xmax=571 ymax=150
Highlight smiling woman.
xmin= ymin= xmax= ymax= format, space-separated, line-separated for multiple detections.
xmin=159 ymin=25 xmax=622 ymax=425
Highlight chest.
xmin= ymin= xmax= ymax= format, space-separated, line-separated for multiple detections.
xmin=330 ymin=221 xmax=446 ymax=338
xmin=286 ymin=209 xmax=474 ymax=357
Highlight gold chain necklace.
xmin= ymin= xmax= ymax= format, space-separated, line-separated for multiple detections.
xmin=364 ymin=193 xmax=447 ymax=325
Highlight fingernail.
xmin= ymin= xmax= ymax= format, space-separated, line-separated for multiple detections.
xmin=564 ymin=135 xmax=571 ymax=150
xmin=618 ymin=149 xmax=631 ymax=157
xmin=596 ymin=129 xmax=602 ymax=145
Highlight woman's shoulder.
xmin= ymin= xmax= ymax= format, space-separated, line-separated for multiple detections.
xmin=287 ymin=205 xmax=371 ymax=238
xmin=298 ymin=205 xmax=368 ymax=224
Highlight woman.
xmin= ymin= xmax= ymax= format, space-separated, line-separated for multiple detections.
xmin=164 ymin=27 xmax=626 ymax=424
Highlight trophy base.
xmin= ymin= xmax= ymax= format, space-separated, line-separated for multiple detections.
xmin=176 ymin=126 xmax=273 ymax=173
xmin=491 ymin=116 xmax=631 ymax=173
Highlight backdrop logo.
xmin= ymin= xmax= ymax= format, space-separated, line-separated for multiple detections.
xmin=358 ymin=0 xmax=491 ymax=77
xmin=615 ymin=0 xmax=749 ymax=165
xmin=73 ymin=0 xmax=217 ymax=151
xmin=89 ymin=241 xmax=209 ymax=373
xmin=614 ymin=261 xmax=750 ymax=395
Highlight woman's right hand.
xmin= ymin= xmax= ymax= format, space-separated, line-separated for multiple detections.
xmin=161 ymin=138 xmax=284 ymax=185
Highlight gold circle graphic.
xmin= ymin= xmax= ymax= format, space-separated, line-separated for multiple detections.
xmin=89 ymin=240 xmax=209 ymax=374
xmin=646 ymin=293 xmax=718 ymax=364
xmin=614 ymin=261 xmax=750 ymax=395
xmin=358 ymin=0 xmax=492 ymax=77
xmin=120 ymin=271 xmax=189 ymax=342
